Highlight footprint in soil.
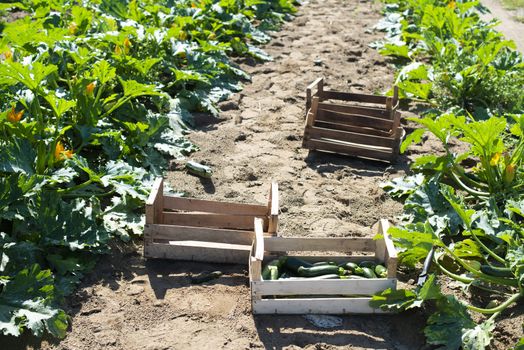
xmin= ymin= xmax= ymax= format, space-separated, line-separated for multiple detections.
xmin=233 ymin=166 xmax=258 ymax=182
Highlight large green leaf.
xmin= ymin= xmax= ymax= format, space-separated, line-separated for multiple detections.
xmin=424 ymin=296 xmax=477 ymax=350
xmin=0 ymin=138 xmax=36 ymax=175
xmin=0 ymin=265 xmax=68 ymax=338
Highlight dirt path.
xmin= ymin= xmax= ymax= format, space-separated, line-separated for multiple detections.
xmin=7 ymin=0 xmax=522 ymax=349
xmin=481 ymin=0 xmax=524 ymax=52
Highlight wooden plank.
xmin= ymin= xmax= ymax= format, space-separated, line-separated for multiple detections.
xmin=252 ymin=298 xmax=389 ymax=314
xmin=251 ymin=279 xmax=395 ymax=296
xmin=261 ymin=255 xmax=378 ymax=264
xmin=162 ymin=212 xmax=267 ymax=230
xmin=392 ymin=85 xmax=399 ymax=110
xmin=162 ymin=196 xmax=268 ymax=216
xmin=145 ymin=177 xmax=164 ymax=225
xmin=254 ymin=218 xmax=265 ymax=261
xmin=144 ymin=241 xmax=250 ymax=264
xmin=392 ymin=110 xmax=402 ymax=130
xmin=379 ymin=219 xmax=398 ymax=278
xmin=318 ymin=102 xmax=390 ymax=119
xmin=303 ymin=110 xmax=316 ymax=147
xmin=316 ymin=108 xmax=394 ymax=131
xmin=375 ymin=230 xmax=387 ymax=264
xmin=145 ymin=224 xmax=254 ymax=245
xmin=309 ymin=126 xmax=396 ymax=148
xmin=263 ymin=237 xmax=375 ymax=252
xmin=321 ymin=90 xmax=388 ymax=105
xmin=250 ymin=256 xmax=262 ymax=282
xmin=305 ymin=139 xmax=394 ymax=162
xmin=268 ymin=182 xmax=279 ymax=234
xmin=314 ymin=120 xmax=392 ymax=137
xmin=306 ymin=77 xmax=324 ymax=113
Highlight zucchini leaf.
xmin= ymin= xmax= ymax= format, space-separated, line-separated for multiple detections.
xmin=0 ymin=265 xmax=68 ymax=338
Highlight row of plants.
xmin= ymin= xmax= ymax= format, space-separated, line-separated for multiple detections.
xmin=0 ymin=0 xmax=297 ymax=339
xmin=371 ymin=0 xmax=524 ymax=348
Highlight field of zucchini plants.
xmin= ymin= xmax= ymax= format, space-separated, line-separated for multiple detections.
xmin=1 ymin=0 xmax=523 ymax=349
xmin=0 ymin=0 xmax=296 ymax=340
xmin=371 ymin=0 xmax=524 ymax=348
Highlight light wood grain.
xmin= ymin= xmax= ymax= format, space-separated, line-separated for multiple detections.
xmin=309 ymin=126 xmax=396 ymax=148
xmin=252 ymin=298 xmax=390 ymax=314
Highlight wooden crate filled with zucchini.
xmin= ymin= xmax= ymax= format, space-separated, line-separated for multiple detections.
xmin=249 ymin=218 xmax=397 ymax=314
xmin=144 ymin=178 xmax=279 ymax=264
xmin=302 ymin=77 xmax=404 ymax=163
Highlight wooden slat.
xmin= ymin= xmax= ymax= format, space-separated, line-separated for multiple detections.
xmin=305 ymin=139 xmax=393 ymax=162
xmin=379 ymin=219 xmax=398 ymax=278
xmin=318 ymin=102 xmax=390 ymax=119
xmin=263 ymin=237 xmax=375 ymax=252
xmin=252 ymin=279 xmax=395 ymax=296
xmin=268 ymin=182 xmax=279 ymax=234
xmin=314 ymin=120 xmax=392 ymax=137
xmin=162 ymin=196 xmax=268 ymax=216
xmin=254 ymin=218 xmax=265 ymax=261
xmin=145 ymin=224 xmax=254 ymax=245
xmin=145 ymin=178 xmax=164 ymax=225
xmin=144 ymin=241 xmax=250 ymax=264
xmin=320 ymin=90 xmax=388 ymax=105
xmin=252 ymin=298 xmax=389 ymax=314
xmin=309 ymin=126 xmax=396 ymax=148
xmin=306 ymin=77 xmax=324 ymax=113
xmin=392 ymin=85 xmax=399 ymax=110
xmin=162 ymin=212 xmax=267 ymax=230
xmin=317 ymin=109 xmax=394 ymax=130
xmin=392 ymin=110 xmax=402 ymax=130
xmin=250 ymin=256 xmax=262 ymax=283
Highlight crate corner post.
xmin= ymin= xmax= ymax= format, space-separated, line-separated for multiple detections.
xmin=268 ymin=182 xmax=279 ymax=235
xmin=144 ymin=177 xmax=164 ymax=258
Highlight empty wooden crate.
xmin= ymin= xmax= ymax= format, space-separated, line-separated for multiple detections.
xmin=144 ymin=178 xmax=279 ymax=264
xmin=303 ymin=77 xmax=403 ymax=162
xmin=249 ymin=218 xmax=397 ymax=314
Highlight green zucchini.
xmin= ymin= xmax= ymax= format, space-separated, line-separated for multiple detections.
xmin=359 ymin=260 xmax=376 ymax=269
xmin=185 ymin=160 xmax=213 ymax=178
xmin=285 ymin=274 xmax=342 ymax=280
xmin=312 ymin=261 xmax=338 ymax=266
xmin=374 ymin=264 xmax=387 ymax=278
xmin=341 ymin=262 xmax=358 ymax=272
xmin=285 ymin=257 xmax=313 ymax=273
xmin=190 ymin=271 xmax=222 ymax=284
xmin=297 ymin=265 xmax=345 ymax=277
xmin=262 ymin=257 xmax=286 ymax=280
xmin=480 ymin=264 xmax=513 ymax=278
xmin=361 ymin=267 xmax=377 ymax=279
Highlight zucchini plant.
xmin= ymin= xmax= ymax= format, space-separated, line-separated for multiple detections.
xmin=0 ymin=0 xmax=297 ymax=339
xmin=373 ymin=0 xmax=524 ymax=348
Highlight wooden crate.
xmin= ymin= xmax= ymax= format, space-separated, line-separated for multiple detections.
xmin=144 ymin=178 xmax=279 ymax=264
xmin=303 ymin=77 xmax=403 ymax=163
xmin=249 ymin=218 xmax=397 ymax=314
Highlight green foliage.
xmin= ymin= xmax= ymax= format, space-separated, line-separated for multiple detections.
xmin=374 ymin=0 xmax=524 ymax=348
xmin=0 ymin=0 xmax=297 ymax=339
xmin=374 ymin=0 xmax=524 ymax=116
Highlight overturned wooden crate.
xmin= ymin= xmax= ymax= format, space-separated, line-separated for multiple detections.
xmin=144 ymin=178 xmax=279 ymax=264
xmin=249 ymin=218 xmax=397 ymax=314
xmin=303 ymin=77 xmax=403 ymax=163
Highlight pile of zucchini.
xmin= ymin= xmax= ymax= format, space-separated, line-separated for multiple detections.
xmin=261 ymin=257 xmax=388 ymax=280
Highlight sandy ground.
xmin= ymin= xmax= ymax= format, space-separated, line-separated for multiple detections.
xmin=4 ymin=0 xmax=524 ymax=349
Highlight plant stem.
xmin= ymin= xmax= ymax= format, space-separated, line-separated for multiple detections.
xmin=442 ymin=246 xmax=518 ymax=287
xmin=469 ymin=229 xmax=506 ymax=264
xmin=433 ymin=257 xmax=474 ymax=284
xmin=56 ymin=179 xmax=93 ymax=195
xmin=466 ymin=293 xmax=521 ymax=314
